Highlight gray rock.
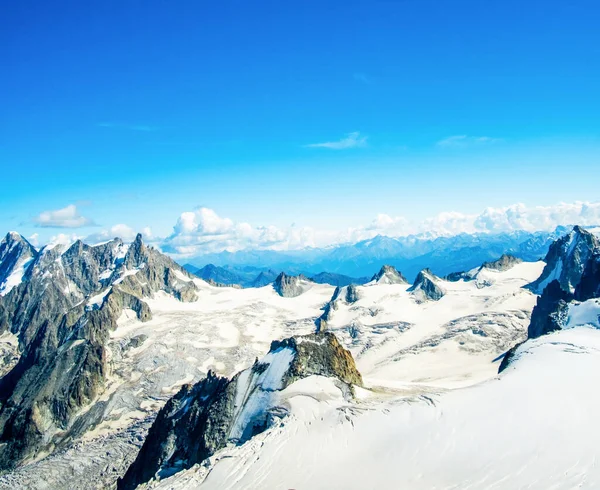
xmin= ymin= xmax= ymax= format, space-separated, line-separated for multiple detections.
xmin=273 ymin=272 xmax=311 ymax=298
xmin=316 ymin=285 xmax=361 ymax=331
xmin=370 ymin=265 xmax=408 ymax=285
xmin=528 ymin=225 xmax=599 ymax=294
xmin=408 ymin=268 xmax=445 ymax=302
xmin=0 ymin=234 xmax=199 ymax=472
xmin=118 ymin=332 xmax=361 ymax=489
xmin=480 ymin=254 xmax=523 ymax=272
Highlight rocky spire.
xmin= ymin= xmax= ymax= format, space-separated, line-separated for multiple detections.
xmin=409 ymin=268 xmax=445 ymax=302
xmin=370 ymin=265 xmax=408 ymax=285
xmin=273 ymin=272 xmax=311 ymax=297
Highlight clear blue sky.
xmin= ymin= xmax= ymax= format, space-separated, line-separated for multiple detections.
xmin=2 ymin=0 xmax=599 ymax=245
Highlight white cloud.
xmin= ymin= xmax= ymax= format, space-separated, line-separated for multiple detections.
xmin=85 ymin=224 xmax=153 ymax=244
xmin=305 ymin=132 xmax=367 ymax=150
xmin=159 ymin=202 xmax=600 ymax=257
xmin=34 ymin=204 xmax=94 ymax=228
xmin=436 ymin=135 xmax=500 ymax=148
xmin=28 ymin=233 xmax=39 ymax=247
xmin=161 ymin=207 xmax=322 ymax=257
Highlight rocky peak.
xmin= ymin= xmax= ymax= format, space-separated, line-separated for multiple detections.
xmin=370 ymin=265 xmax=408 ymax=285
xmin=527 ymin=225 xmax=599 ymax=294
xmin=481 ymin=254 xmax=523 ymax=272
xmin=0 ymin=232 xmax=37 ymax=296
xmin=118 ymin=332 xmax=361 ymax=490
xmin=0 ymin=232 xmax=199 ymax=471
xmin=316 ymin=285 xmax=362 ymax=331
xmin=273 ymin=272 xmax=311 ymax=297
xmin=408 ymin=268 xmax=445 ymax=302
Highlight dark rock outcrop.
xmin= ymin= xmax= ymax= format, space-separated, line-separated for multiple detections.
xmin=480 ymin=254 xmax=523 ymax=272
xmin=528 ymin=226 xmax=599 ymax=294
xmin=500 ymin=229 xmax=600 ymax=373
xmin=575 ymin=253 xmax=600 ymax=302
xmin=118 ymin=332 xmax=361 ymax=490
xmin=273 ymin=272 xmax=311 ymax=298
xmin=316 ymin=285 xmax=362 ymax=331
xmin=409 ymin=268 xmax=445 ymax=302
xmin=370 ymin=265 xmax=408 ymax=285
xmin=527 ymin=280 xmax=573 ymax=339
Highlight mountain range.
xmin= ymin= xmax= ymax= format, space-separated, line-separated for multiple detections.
xmin=0 ymin=225 xmax=600 ymax=489
xmin=182 ymin=227 xmax=579 ymax=284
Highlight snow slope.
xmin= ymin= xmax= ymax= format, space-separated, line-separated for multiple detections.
xmin=0 ymin=260 xmax=544 ymax=489
xmin=323 ymin=261 xmax=544 ymax=389
xmin=153 ymin=327 xmax=600 ymax=490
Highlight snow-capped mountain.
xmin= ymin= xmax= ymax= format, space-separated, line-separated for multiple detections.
xmin=184 ymin=228 xmax=568 ymax=281
xmin=0 ymin=232 xmax=37 ymax=296
xmin=1 ymin=225 xmax=600 ymax=489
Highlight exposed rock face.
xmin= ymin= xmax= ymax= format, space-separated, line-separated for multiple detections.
xmin=316 ymin=285 xmax=361 ymax=331
xmin=408 ymin=268 xmax=445 ymax=302
xmin=481 ymin=254 xmax=523 ymax=272
xmin=501 ymin=229 xmax=600 ymax=372
xmin=118 ymin=332 xmax=361 ymax=490
xmin=527 ymin=280 xmax=573 ymax=339
xmin=370 ymin=265 xmax=408 ymax=285
xmin=0 ymin=234 xmax=198 ymax=471
xmin=273 ymin=272 xmax=311 ymax=297
xmin=528 ymin=226 xmax=599 ymax=294
xmin=576 ymin=253 xmax=600 ymax=302
xmin=0 ymin=233 xmax=37 ymax=296
xmin=445 ymin=271 xmax=470 ymax=282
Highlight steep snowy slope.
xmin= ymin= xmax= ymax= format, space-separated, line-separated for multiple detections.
xmin=0 ymin=232 xmax=37 ymax=296
xmin=152 ymin=327 xmax=600 ymax=490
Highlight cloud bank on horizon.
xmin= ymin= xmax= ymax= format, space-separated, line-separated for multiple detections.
xmin=37 ymin=200 xmax=598 ymax=258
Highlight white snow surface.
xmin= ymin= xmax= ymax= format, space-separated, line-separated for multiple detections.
xmin=323 ymin=260 xmax=544 ymax=389
xmin=0 ymin=260 xmax=551 ymax=488
xmin=152 ymin=328 xmax=600 ymax=490
xmin=0 ymin=256 xmax=33 ymax=296
xmin=566 ymin=298 xmax=600 ymax=329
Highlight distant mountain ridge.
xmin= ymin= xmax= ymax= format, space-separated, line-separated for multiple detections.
xmin=182 ymin=227 xmax=580 ymax=282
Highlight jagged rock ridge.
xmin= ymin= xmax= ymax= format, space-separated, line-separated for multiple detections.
xmin=118 ymin=332 xmax=362 ymax=490
xmin=527 ymin=225 xmax=599 ymax=294
xmin=0 ymin=234 xmax=198 ymax=471
xmin=316 ymin=284 xmax=361 ymax=332
xmin=500 ymin=227 xmax=600 ymax=372
xmin=370 ymin=265 xmax=408 ymax=285
xmin=273 ymin=272 xmax=312 ymax=297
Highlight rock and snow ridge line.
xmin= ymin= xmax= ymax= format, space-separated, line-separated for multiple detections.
xmin=117 ymin=332 xmax=362 ymax=490
xmin=0 ymin=225 xmax=595 ymax=489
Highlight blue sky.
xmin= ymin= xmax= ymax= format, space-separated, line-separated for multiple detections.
xmin=1 ymin=0 xmax=599 ymax=252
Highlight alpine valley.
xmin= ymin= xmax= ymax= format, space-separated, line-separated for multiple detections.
xmin=0 ymin=225 xmax=600 ymax=489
